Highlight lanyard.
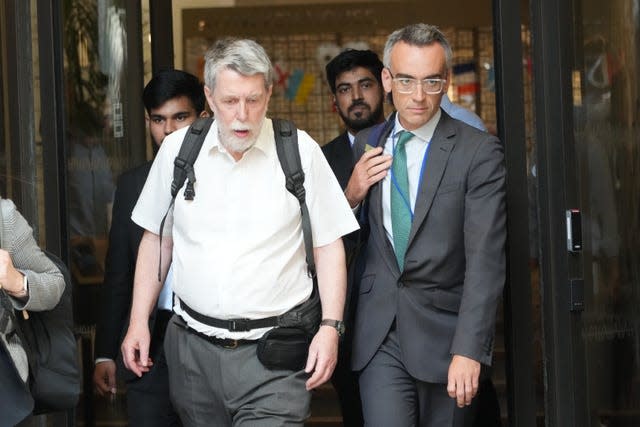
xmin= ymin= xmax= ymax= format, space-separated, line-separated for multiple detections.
xmin=389 ymin=131 xmax=430 ymax=220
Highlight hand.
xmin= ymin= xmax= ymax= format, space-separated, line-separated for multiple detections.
xmin=344 ymin=147 xmax=392 ymax=208
xmin=447 ymin=354 xmax=481 ymax=407
xmin=120 ymin=323 xmax=153 ymax=377
xmin=93 ymin=360 xmax=117 ymax=396
xmin=0 ymin=249 xmax=26 ymax=295
xmin=304 ymin=325 xmax=339 ymax=390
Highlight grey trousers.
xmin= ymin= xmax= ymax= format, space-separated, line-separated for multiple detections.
xmin=164 ymin=316 xmax=311 ymax=427
xmin=359 ymin=327 xmax=474 ymax=427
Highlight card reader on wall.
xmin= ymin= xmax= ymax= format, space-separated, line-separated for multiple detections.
xmin=566 ymin=209 xmax=582 ymax=252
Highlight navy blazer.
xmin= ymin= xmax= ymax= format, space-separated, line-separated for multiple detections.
xmin=350 ymin=111 xmax=506 ymax=383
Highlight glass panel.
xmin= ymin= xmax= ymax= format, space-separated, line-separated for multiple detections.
xmin=0 ymin=1 xmax=42 ymax=237
xmin=573 ymin=1 xmax=640 ymax=425
xmin=0 ymin=3 xmax=5 ymax=196
xmin=62 ymin=1 xmax=144 ymax=424
xmin=63 ymin=0 xmax=133 ymax=320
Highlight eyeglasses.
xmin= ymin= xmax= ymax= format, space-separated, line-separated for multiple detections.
xmin=388 ymin=70 xmax=446 ymax=94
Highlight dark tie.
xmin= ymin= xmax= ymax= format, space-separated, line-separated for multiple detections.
xmin=391 ymin=130 xmax=413 ymax=269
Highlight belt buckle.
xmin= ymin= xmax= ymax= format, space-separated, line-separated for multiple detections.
xmin=222 ymin=339 xmax=239 ymax=349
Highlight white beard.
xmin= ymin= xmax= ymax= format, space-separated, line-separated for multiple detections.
xmin=218 ymin=118 xmax=264 ymax=154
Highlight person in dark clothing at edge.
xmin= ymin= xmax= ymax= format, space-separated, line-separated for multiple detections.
xmin=322 ymin=49 xmax=386 ymax=427
xmin=93 ymin=69 xmax=207 ymax=427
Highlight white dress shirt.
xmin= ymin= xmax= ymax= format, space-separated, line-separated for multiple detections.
xmin=132 ymin=118 xmax=359 ymax=339
xmin=382 ymin=110 xmax=441 ymax=248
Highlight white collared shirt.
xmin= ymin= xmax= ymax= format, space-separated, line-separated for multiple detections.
xmin=382 ymin=110 xmax=441 ymax=247
xmin=132 ymin=118 xmax=359 ymax=339
xmin=347 ymin=131 xmax=356 ymax=147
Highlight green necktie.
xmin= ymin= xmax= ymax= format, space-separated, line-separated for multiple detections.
xmin=391 ymin=130 xmax=413 ymax=269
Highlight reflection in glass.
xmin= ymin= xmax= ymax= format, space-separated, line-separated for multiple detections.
xmin=63 ymin=0 xmax=131 ymax=289
xmin=574 ymin=1 xmax=640 ymax=425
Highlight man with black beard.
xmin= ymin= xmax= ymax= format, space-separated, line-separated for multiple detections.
xmin=323 ymin=49 xmax=385 ymax=189
xmin=322 ymin=49 xmax=386 ymax=427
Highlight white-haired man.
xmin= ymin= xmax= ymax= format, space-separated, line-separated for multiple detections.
xmin=121 ymin=38 xmax=358 ymax=426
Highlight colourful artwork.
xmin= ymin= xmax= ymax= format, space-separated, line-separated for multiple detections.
xmin=284 ymin=68 xmax=316 ymax=105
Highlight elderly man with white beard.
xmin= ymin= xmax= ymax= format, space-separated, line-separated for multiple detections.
xmin=121 ymin=38 xmax=359 ymax=426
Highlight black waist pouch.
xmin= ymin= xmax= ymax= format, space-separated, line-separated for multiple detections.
xmin=256 ymin=288 xmax=321 ymax=370
xmin=256 ymin=327 xmax=311 ymax=370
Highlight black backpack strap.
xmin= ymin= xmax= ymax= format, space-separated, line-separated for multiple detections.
xmin=171 ymin=117 xmax=214 ymax=200
xmin=158 ymin=117 xmax=213 ymax=281
xmin=272 ymin=118 xmax=316 ymax=279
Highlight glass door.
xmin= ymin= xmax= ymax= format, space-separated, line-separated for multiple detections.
xmin=62 ymin=0 xmax=145 ymax=324
xmin=572 ymin=1 xmax=640 ymax=425
xmin=530 ymin=0 xmax=640 ymax=425
xmin=61 ymin=1 xmax=146 ymax=425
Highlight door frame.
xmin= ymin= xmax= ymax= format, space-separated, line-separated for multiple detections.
xmin=493 ymin=0 xmax=538 ymax=425
xmin=37 ymin=0 xmax=69 ymax=260
xmin=529 ymin=0 xmax=588 ymax=425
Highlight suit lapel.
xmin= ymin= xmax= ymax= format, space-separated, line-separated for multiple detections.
xmin=367 ymin=119 xmax=401 ymax=275
xmin=336 ymin=133 xmax=354 ymax=183
xmin=407 ymin=115 xmax=457 ymax=247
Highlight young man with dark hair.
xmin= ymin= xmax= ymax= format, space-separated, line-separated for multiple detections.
xmin=323 ymin=49 xmax=386 ymax=188
xmin=93 ymin=69 xmax=206 ymax=427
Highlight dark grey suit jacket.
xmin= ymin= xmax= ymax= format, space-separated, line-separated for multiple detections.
xmin=350 ymin=111 xmax=506 ymax=384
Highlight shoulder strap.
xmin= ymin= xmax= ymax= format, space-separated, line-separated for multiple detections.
xmin=160 ymin=118 xmax=316 ymax=281
xmin=158 ymin=117 xmax=213 ymax=281
xmin=171 ymin=117 xmax=214 ymax=200
xmin=272 ymin=118 xmax=316 ymax=279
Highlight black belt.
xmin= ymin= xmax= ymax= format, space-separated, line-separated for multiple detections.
xmin=173 ymin=316 xmax=257 ymax=349
xmin=178 ymin=298 xmax=279 ymax=332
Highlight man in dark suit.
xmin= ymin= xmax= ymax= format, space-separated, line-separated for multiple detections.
xmin=346 ymin=24 xmax=506 ymax=426
xmin=93 ymin=69 xmax=206 ymax=427
xmin=322 ymin=49 xmax=385 ymax=427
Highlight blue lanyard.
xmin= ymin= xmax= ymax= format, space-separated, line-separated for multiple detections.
xmin=389 ymin=131 xmax=431 ymax=220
